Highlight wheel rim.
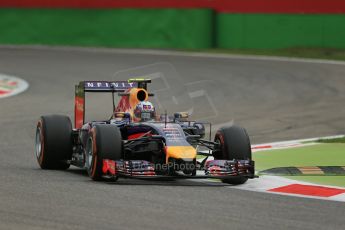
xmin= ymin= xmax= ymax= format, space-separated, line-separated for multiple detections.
xmin=35 ymin=127 xmax=42 ymax=160
xmin=86 ymin=137 xmax=94 ymax=171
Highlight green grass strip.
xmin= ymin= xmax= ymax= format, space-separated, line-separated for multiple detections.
xmin=254 ymin=143 xmax=345 ymax=187
xmin=317 ymin=137 xmax=345 ymax=144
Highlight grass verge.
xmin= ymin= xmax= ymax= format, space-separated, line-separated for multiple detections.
xmin=254 ymin=143 xmax=345 ymax=187
xmin=317 ymin=137 xmax=345 ymax=144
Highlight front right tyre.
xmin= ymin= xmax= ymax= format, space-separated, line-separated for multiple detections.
xmin=86 ymin=124 xmax=122 ymax=181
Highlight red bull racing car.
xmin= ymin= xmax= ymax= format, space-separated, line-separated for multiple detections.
xmin=35 ymin=79 xmax=255 ymax=184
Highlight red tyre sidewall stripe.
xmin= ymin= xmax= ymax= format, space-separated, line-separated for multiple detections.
xmin=37 ymin=120 xmax=45 ymax=165
xmin=90 ymin=128 xmax=98 ymax=178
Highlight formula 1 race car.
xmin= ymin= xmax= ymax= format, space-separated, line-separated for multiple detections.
xmin=35 ymin=79 xmax=255 ymax=184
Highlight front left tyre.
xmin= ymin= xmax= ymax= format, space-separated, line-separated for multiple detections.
xmin=212 ymin=125 xmax=252 ymax=185
xmin=35 ymin=115 xmax=73 ymax=169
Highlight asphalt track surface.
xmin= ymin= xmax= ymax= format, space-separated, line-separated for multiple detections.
xmin=0 ymin=46 xmax=345 ymax=230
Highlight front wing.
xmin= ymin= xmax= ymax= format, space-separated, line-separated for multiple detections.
xmin=102 ymin=159 xmax=256 ymax=180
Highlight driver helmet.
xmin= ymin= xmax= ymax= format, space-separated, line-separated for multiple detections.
xmin=134 ymin=101 xmax=155 ymax=121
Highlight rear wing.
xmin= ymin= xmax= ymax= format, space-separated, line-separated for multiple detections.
xmin=83 ymin=81 xmax=138 ymax=92
xmin=75 ymin=80 xmax=150 ymax=128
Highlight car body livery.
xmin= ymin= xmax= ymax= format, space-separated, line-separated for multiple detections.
xmin=35 ymin=79 xmax=255 ymax=184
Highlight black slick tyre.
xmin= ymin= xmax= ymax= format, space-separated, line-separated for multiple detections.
xmin=86 ymin=125 xmax=122 ymax=181
xmin=213 ymin=125 xmax=251 ymax=185
xmin=35 ymin=115 xmax=73 ymax=169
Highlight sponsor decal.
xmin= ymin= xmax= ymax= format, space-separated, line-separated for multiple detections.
xmin=84 ymin=81 xmax=137 ymax=90
xmin=74 ymin=96 xmax=84 ymax=129
xmin=102 ymin=159 xmax=116 ymax=175
xmin=0 ymin=74 xmax=29 ymax=99
xmin=116 ymin=89 xmax=132 ymax=113
xmin=163 ymin=127 xmax=183 ymax=139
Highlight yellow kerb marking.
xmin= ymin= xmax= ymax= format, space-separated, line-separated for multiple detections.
xmin=298 ymin=166 xmax=324 ymax=175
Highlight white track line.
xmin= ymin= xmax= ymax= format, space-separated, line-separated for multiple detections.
xmin=233 ymin=175 xmax=345 ymax=202
xmin=252 ymin=134 xmax=345 ymax=152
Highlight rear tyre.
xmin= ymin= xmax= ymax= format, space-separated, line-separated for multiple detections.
xmin=213 ymin=125 xmax=251 ymax=185
xmin=86 ymin=125 xmax=122 ymax=181
xmin=35 ymin=115 xmax=73 ymax=169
